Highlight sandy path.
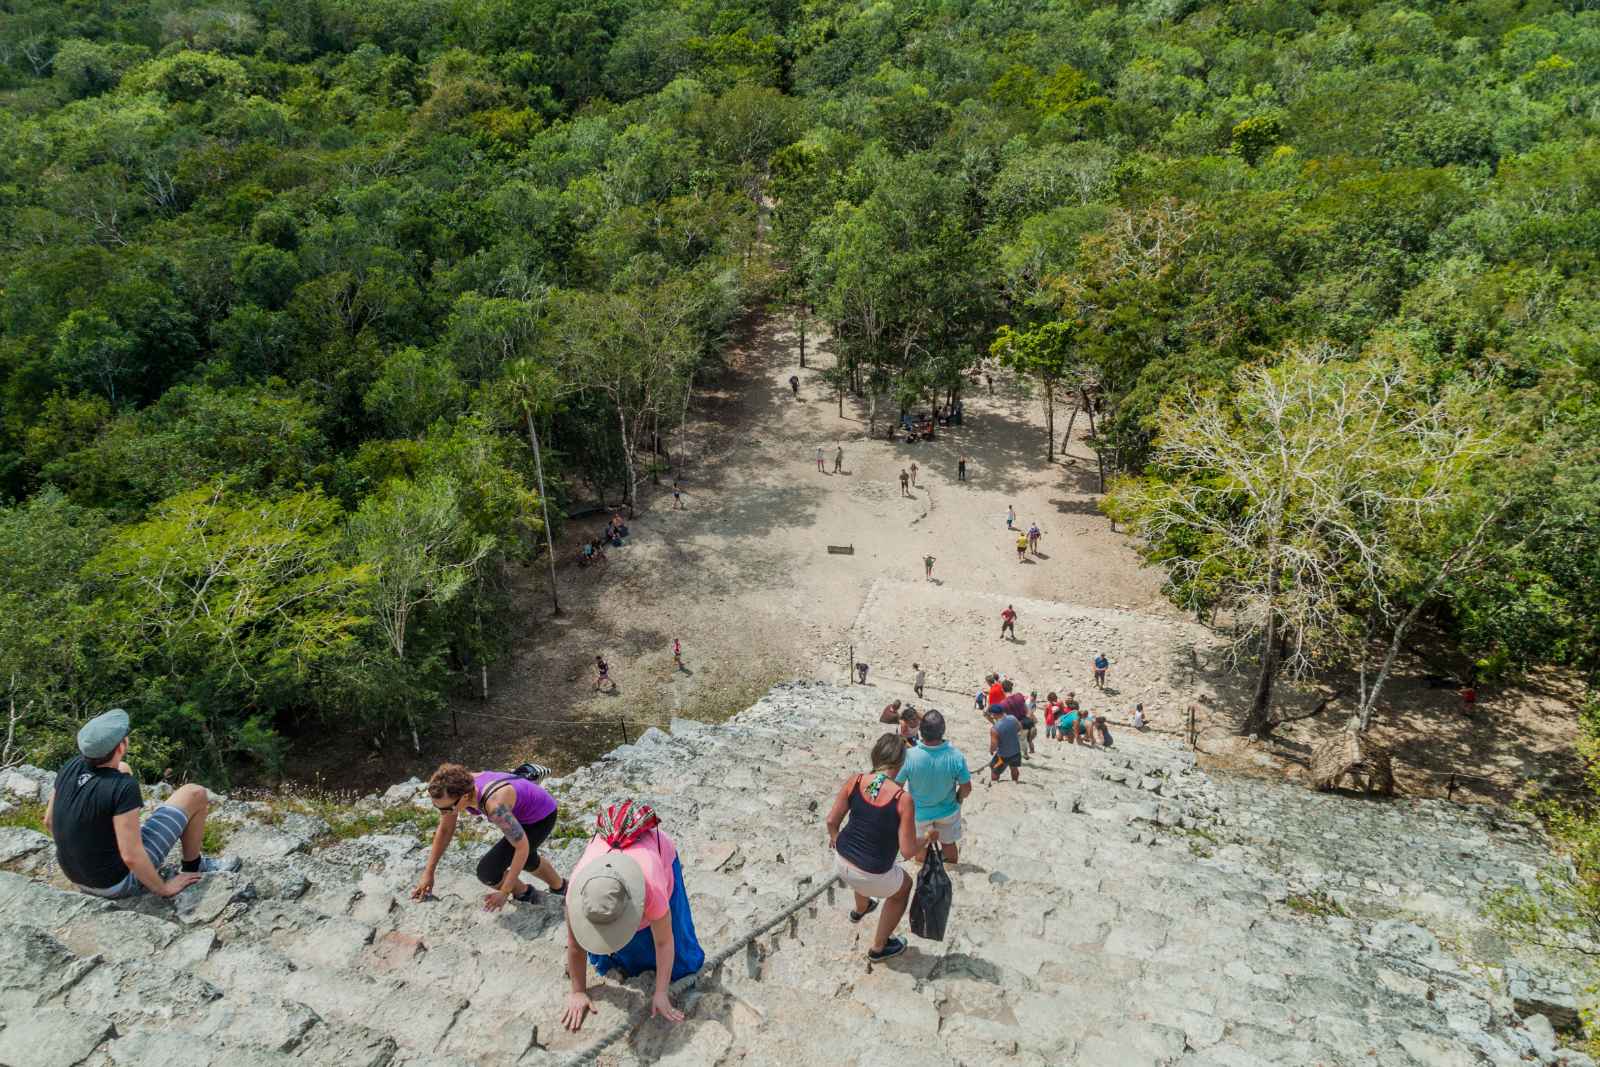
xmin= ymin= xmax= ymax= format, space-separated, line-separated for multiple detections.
xmin=415 ymin=314 xmax=1174 ymax=777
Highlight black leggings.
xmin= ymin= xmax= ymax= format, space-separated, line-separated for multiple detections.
xmin=476 ymin=810 xmax=559 ymax=887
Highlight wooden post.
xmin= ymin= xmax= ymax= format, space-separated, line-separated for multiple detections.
xmin=1187 ymin=706 xmax=1196 ymax=748
xmin=849 ymin=644 xmax=854 ymax=684
xmin=618 ymin=717 xmax=629 ymax=748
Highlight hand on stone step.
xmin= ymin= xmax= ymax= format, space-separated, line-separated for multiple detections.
xmin=651 ymin=991 xmax=684 ymax=1024
xmin=562 ymin=991 xmax=596 ymax=1031
xmin=483 ymin=889 xmax=508 ymax=912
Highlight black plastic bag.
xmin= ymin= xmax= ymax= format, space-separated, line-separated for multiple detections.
xmin=908 ymin=844 xmax=952 ymax=941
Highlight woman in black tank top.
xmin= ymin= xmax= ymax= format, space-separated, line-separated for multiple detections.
xmin=824 ymin=733 xmax=939 ymax=962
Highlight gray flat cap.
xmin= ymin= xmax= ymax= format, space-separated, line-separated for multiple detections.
xmin=78 ymin=708 xmax=130 ymax=761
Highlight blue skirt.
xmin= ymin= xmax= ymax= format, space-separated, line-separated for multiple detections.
xmin=588 ymin=856 xmax=705 ymax=982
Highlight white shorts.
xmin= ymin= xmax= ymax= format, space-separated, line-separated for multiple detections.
xmin=913 ymin=812 xmax=962 ymax=843
xmin=834 ymin=853 xmax=908 ymax=899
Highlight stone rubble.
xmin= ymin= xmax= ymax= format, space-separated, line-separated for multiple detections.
xmin=0 ymin=680 xmax=1595 ymax=1066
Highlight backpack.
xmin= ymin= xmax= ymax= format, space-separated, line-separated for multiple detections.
xmin=596 ymin=799 xmax=660 ymax=848
xmin=511 ymin=762 xmax=551 ymax=783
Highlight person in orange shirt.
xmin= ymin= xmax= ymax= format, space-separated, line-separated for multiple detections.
xmin=987 ymin=675 xmax=1006 ymax=710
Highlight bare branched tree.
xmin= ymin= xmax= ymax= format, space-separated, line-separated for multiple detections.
xmin=1108 ymin=342 xmax=1496 ymax=736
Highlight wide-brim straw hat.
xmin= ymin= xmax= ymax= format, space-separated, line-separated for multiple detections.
xmin=566 ymin=848 xmax=647 ymax=954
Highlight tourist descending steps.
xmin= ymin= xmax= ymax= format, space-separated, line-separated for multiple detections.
xmin=414 ymin=764 xmax=565 ymax=909
xmin=826 ymin=734 xmax=941 ymax=962
xmin=45 ymin=708 xmax=240 ymax=900
xmin=987 ymin=705 xmax=1023 ymax=783
xmin=562 ymin=802 xmax=704 ymax=1032
xmin=894 ymin=710 xmax=971 ymax=865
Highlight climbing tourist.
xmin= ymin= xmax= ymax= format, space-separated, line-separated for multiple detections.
xmin=1000 ymin=605 xmax=1017 ymax=641
xmin=1001 ymin=692 xmax=1034 ymax=758
xmin=879 ymin=699 xmax=904 ymax=725
xmin=913 ymin=662 xmax=927 ymax=698
xmin=826 ymin=734 xmax=939 ymax=962
xmin=562 ymin=802 xmax=704 ymax=1032
xmin=987 ymin=706 xmax=1023 ymax=783
xmin=1028 ymin=523 xmax=1042 ymax=555
xmin=987 ymin=674 xmax=1006 ymax=709
xmin=1093 ymin=652 xmax=1110 ymax=689
xmin=414 ymin=763 xmax=565 ymax=910
xmin=898 ymin=705 xmax=922 ymax=747
xmin=909 ymin=461 xmax=918 ymax=487
xmin=1044 ymin=692 xmax=1061 ymax=740
xmin=1079 ymin=708 xmax=1100 ymax=748
xmin=924 ymin=553 xmax=936 ymax=581
xmin=1131 ymin=703 xmax=1147 ymax=731
xmin=974 ymin=687 xmax=987 ymax=712
xmin=44 ymin=708 xmax=240 ymax=900
xmin=1095 ymin=710 xmax=1114 ymax=747
xmin=673 ymin=638 xmax=683 ymax=673
xmin=1016 ymin=531 xmax=1028 ymax=562
xmin=900 ymin=469 xmax=911 ymax=496
xmin=834 ymin=445 xmax=844 ymax=473
xmin=894 ymin=710 xmax=971 ymax=864
xmin=857 ymin=661 xmax=870 ymax=685
xmin=1060 ymin=702 xmax=1081 ymax=744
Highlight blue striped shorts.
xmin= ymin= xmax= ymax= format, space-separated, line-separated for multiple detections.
xmin=78 ymin=804 xmax=190 ymax=899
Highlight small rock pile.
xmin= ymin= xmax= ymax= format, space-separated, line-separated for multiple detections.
xmin=0 ymin=681 xmax=1595 ymax=1066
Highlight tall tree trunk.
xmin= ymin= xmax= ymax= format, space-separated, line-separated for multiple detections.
xmin=1063 ymin=398 xmax=1081 ymax=456
xmin=1083 ymin=388 xmax=1096 ymax=437
xmin=618 ymin=408 xmax=638 ymax=517
xmin=1356 ymin=506 xmax=1504 ymax=730
xmin=1243 ymin=564 xmax=1282 ymax=736
xmin=798 ymin=306 xmax=806 ymax=369
xmin=523 ymin=410 xmax=561 ymax=616
xmin=1044 ymin=380 xmax=1055 ymax=463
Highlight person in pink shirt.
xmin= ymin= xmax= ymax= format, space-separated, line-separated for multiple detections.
xmin=561 ymin=804 xmax=705 ymax=1033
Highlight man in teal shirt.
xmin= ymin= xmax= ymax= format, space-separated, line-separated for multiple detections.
xmin=894 ymin=710 xmax=972 ymax=864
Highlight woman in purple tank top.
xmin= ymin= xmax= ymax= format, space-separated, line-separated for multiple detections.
xmin=412 ymin=763 xmax=564 ymax=912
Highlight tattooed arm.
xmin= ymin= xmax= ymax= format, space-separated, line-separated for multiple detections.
xmin=484 ymin=795 xmax=529 ymax=906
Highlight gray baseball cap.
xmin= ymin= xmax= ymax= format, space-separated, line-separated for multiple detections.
xmin=78 ymin=708 xmax=130 ymax=760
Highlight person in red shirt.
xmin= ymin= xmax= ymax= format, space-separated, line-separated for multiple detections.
xmin=987 ymin=675 xmax=1005 ymax=710
xmin=1000 ymin=605 xmax=1017 ymax=640
xmin=1043 ymin=692 xmax=1062 ymax=740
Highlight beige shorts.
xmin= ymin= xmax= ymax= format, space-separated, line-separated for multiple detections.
xmin=834 ymin=853 xmax=908 ymax=899
xmin=913 ymin=812 xmax=962 ymax=843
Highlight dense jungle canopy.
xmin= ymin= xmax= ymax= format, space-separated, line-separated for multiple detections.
xmin=1 ymin=0 xmax=1597 ymax=779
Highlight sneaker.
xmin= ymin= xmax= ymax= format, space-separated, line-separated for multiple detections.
xmin=849 ymin=899 xmax=879 ymax=924
xmin=547 ymin=879 xmax=568 ymax=899
xmin=867 ymin=937 xmax=906 ymax=962
xmin=192 ymin=856 xmax=242 ymax=874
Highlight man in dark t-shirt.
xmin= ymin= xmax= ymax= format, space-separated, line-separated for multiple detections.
xmin=44 ymin=708 xmax=238 ymax=899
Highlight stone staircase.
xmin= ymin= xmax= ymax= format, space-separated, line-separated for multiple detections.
xmin=0 ymin=681 xmax=1593 ymax=1067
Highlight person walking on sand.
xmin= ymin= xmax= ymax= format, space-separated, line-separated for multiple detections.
xmin=1092 ymin=652 xmax=1109 ymax=689
xmin=957 ymin=455 xmax=968 ymax=482
xmin=834 ymin=445 xmax=844 ymax=474
xmin=672 ymin=639 xmax=683 ymax=673
xmin=1000 ymin=605 xmax=1017 ymax=641
xmin=672 ymin=480 xmax=684 ymax=509
xmin=816 ymin=446 xmax=824 ymax=472
xmin=789 ymin=374 xmax=800 ymax=398
xmin=923 ymin=554 xmax=936 ymax=581
xmin=1016 ymin=531 xmax=1028 ymax=562
xmin=856 ymin=661 xmax=870 ymax=685
xmin=1028 ymin=523 xmax=1042 ymax=555
xmin=826 ymin=734 xmax=941 ymax=962
xmin=1006 ymin=504 xmax=1016 ymax=530
xmin=899 ymin=469 xmax=910 ymax=496
xmin=912 ymin=663 xmax=926 ymax=699
xmin=909 ymin=462 xmax=918 ymax=487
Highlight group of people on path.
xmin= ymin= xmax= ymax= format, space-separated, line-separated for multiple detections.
xmin=1005 ymin=506 xmax=1044 ymax=561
